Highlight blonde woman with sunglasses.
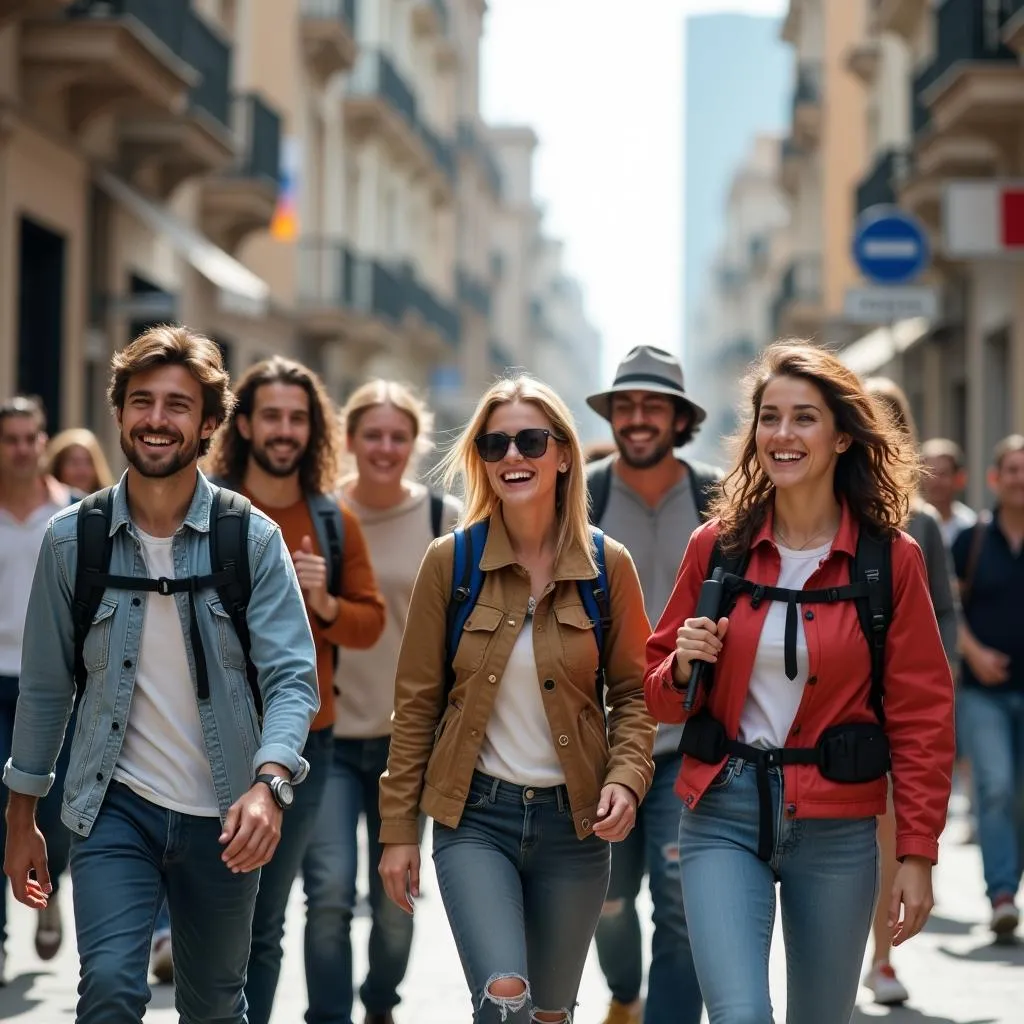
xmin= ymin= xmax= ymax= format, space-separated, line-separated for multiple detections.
xmin=378 ymin=375 xmax=656 ymax=1023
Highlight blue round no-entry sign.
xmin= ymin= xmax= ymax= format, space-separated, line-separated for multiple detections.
xmin=852 ymin=206 xmax=930 ymax=285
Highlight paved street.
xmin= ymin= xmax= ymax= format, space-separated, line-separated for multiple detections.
xmin=2 ymin=802 xmax=1021 ymax=1023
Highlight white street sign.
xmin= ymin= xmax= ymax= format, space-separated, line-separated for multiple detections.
xmin=843 ymin=286 xmax=939 ymax=325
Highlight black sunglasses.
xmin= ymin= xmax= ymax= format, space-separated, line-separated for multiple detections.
xmin=474 ymin=428 xmax=558 ymax=462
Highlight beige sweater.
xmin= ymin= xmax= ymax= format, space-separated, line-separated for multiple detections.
xmin=333 ymin=481 xmax=461 ymax=739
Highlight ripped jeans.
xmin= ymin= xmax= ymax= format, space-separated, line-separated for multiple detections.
xmin=433 ymin=771 xmax=610 ymax=1023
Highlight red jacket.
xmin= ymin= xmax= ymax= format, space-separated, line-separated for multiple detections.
xmin=645 ymin=501 xmax=955 ymax=864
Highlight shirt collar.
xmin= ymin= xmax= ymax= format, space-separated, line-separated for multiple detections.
xmin=109 ymin=468 xmax=213 ymax=537
xmin=750 ymin=497 xmax=859 ymax=559
xmin=479 ymin=506 xmax=596 ymax=581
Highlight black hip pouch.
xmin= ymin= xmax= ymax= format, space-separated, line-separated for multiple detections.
xmin=817 ymin=722 xmax=891 ymax=783
xmin=678 ymin=710 xmax=729 ymax=764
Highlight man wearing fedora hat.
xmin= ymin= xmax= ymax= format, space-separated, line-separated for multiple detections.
xmin=586 ymin=345 xmax=719 ymax=1024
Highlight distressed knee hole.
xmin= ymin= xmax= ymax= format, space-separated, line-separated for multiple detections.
xmin=482 ymin=973 xmax=530 ymax=1020
xmin=600 ymin=898 xmax=626 ymax=917
xmin=661 ymin=842 xmax=680 ymax=864
xmin=532 ymin=1009 xmax=573 ymax=1023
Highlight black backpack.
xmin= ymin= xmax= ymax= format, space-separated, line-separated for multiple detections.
xmin=703 ymin=528 xmax=893 ymax=722
xmin=71 ymin=485 xmax=263 ymax=720
xmin=586 ymin=453 xmax=722 ymax=525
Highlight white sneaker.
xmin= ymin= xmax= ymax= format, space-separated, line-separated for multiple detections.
xmin=35 ymin=895 xmax=63 ymax=960
xmin=991 ymin=898 xmax=1019 ymax=940
xmin=150 ymin=929 xmax=174 ymax=984
xmin=863 ymin=962 xmax=909 ymax=1006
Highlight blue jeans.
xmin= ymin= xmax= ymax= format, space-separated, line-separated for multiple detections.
xmin=594 ymin=754 xmax=702 ymax=1024
xmin=433 ymin=771 xmax=611 ymax=1023
xmin=957 ymin=686 xmax=1024 ymax=901
xmin=0 ymin=675 xmax=73 ymax=948
xmin=678 ymin=759 xmax=878 ymax=1024
xmin=245 ymin=726 xmax=332 ymax=1024
xmin=70 ymin=780 xmax=260 ymax=1024
xmin=302 ymin=736 xmax=415 ymax=1024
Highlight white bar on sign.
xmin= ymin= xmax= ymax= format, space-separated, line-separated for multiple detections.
xmin=843 ymin=286 xmax=939 ymax=325
xmin=861 ymin=240 xmax=920 ymax=259
xmin=942 ymin=181 xmax=1000 ymax=257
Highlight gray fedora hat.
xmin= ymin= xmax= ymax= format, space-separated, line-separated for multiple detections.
xmin=586 ymin=345 xmax=707 ymax=426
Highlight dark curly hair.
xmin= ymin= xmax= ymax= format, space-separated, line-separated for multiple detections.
xmin=205 ymin=356 xmax=342 ymax=494
xmin=710 ymin=341 xmax=919 ymax=556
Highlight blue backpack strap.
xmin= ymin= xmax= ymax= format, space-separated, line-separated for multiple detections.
xmin=577 ymin=527 xmax=612 ymax=717
xmin=444 ymin=520 xmax=490 ymax=697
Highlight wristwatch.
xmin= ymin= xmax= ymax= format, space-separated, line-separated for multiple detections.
xmin=255 ymin=773 xmax=294 ymax=810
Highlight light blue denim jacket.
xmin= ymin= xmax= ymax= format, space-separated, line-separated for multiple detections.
xmin=2 ymin=471 xmax=320 ymax=837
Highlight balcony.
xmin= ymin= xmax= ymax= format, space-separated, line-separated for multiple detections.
xmin=488 ymin=338 xmax=513 ymax=373
xmin=845 ymin=40 xmax=881 ymax=85
xmin=913 ymin=0 xmax=1022 ymax=145
xmin=22 ymin=0 xmax=195 ymax=131
xmin=300 ymin=0 xmax=357 ymax=80
xmin=419 ymin=120 xmax=456 ymax=185
xmin=870 ymin=0 xmax=929 ymax=40
xmin=457 ymin=267 xmax=491 ymax=318
xmin=457 ymin=119 xmax=503 ymax=197
xmin=199 ymin=92 xmax=282 ymax=250
xmin=855 ymin=147 xmax=912 ymax=216
xmin=780 ymin=136 xmax=803 ymax=196
xmin=117 ymin=9 xmax=234 ymax=194
xmin=1005 ymin=0 xmax=1024 ymax=54
xmin=790 ymin=62 xmax=822 ymax=148
xmin=405 ymin=273 xmax=460 ymax=349
xmin=771 ymin=255 xmax=823 ymax=339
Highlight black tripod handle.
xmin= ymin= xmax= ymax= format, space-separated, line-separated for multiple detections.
xmin=683 ymin=568 xmax=726 ymax=711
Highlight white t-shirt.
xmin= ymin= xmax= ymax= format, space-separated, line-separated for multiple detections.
xmin=0 ymin=499 xmax=64 ymax=676
xmin=476 ymin=600 xmax=566 ymax=787
xmin=113 ymin=528 xmax=219 ymax=816
xmin=739 ymin=540 xmax=832 ymax=750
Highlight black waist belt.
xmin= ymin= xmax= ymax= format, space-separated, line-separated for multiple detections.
xmin=679 ymin=711 xmax=890 ymax=862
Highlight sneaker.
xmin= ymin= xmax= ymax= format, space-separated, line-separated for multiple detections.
xmin=35 ymin=895 xmax=63 ymax=960
xmin=863 ymin=961 xmax=909 ymax=1006
xmin=991 ymin=895 xmax=1019 ymax=941
xmin=364 ymin=1014 xmax=395 ymax=1024
xmin=150 ymin=929 xmax=174 ymax=984
xmin=602 ymin=999 xmax=642 ymax=1024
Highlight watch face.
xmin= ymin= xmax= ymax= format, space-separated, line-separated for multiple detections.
xmin=276 ymin=779 xmax=295 ymax=808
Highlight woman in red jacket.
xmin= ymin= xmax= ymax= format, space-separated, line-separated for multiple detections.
xmin=645 ymin=343 xmax=954 ymax=1024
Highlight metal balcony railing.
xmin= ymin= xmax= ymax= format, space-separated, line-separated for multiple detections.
xmin=297 ymin=241 xmax=356 ymax=309
xmin=232 ymin=93 xmax=281 ymax=185
xmin=407 ymin=276 xmax=460 ymax=346
xmin=913 ymin=0 xmax=1018 ymax=132
xmin=457 ymin=119 xmax=503 ymax=197
xmin=855 ymin=147 xmax=911 ymax=215
xmin=66 ymin=0 xmax=190 ymax=54
xmin=300 ymin=0 xmax=357 ymax=30
xmin=351 ymin=50 xmax=417 ymax=130
xmin=488 ymin=338 xmax=513 ymax=369
xmin=419 ymin=122 xmax=457 ymax=182
xmin=771 ymin=255 xmax=821 ymax=332
xmin=457 ymin=268 xmax=491 ymax=317
xmin=182 ymin=11 xmax=232 ymax=129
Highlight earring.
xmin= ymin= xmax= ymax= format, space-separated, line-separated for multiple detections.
xmin=559 ymin=463 xmax=568 ymax=472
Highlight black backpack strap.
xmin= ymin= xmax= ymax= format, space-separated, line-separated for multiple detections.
xmin=209 ymin=488 xmax=261 ymax=723
xmin=72 ymin=487 xmax=116 ymax=696
xmin=585 ymin=457 xmax=614 ymax=526
xmin=684 ymin=459 xmax=723 ymax=522
xmin=429 ymin=491 xmax=446 ymax=538
xmin=851 ymin=528 xmax=892 ymax=724
xmin=307 ymin=492 xmax=344 ymax=597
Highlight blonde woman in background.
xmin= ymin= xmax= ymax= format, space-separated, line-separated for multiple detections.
xmin=46 ymin=428 xmax=114 ymax=494
xmin=301 ymin=380 xmax=460 ymax=1024
xmin=862 ymin=376 xmax=959 ymax=1007
xmin=378 ymin=374 xmax=656 ymax=1023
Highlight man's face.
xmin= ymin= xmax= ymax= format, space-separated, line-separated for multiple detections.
xmin=991 ymin=450 xmax=1024 ymax=512
xmin=921 ymin=454 xmax=962 ymax=509
xmin=0 ymin=413 xmax=45 ymax=483
xmin=237 ymin=383 xmax=311 ymax=479
xmin=609 ymin=390 xmax=688 ymax=469
xmin=117 ymin=364 xmax=214 ymax=479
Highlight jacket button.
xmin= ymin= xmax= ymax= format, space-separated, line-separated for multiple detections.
xmin=525 ymin=788 xmax=535 ymax=800
xmin=96 ymin=772 xmax=103 ymax=781
xmin=786 ymin=803 xmax=797 ymax=816
xmin=488 ymin=674 xmax=497 ymax=684
xmin=132 ymin=597 xmax=141 ymax=607
xmin=558 ymin=734 xmax=569 ymax=746
xmin=685 ymin=794 xmax=694 ymax=806
xmin=112 ymin=722 xmax=120 ymax=731
xmin=471 ymin=729 xmax=479 ymax=738
xmin=543 ymin=679 xmax=555 ymax=691
xmin=804 ymin=610 xmax=815 ymax=621
xmin=582 ymin=817 xmax=591 ymax=829
xmin=807 ymin=675 xmax=818 ymax=685
xmin=123 ymin=659 xmax=132 ymax=669
xmin=792 ymin=725 xmax=801 ymax=736
xmin=508 ymin=619 xmax=516 ymax=627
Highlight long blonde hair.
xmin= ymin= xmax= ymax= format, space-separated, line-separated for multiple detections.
xmin=340 ymin=379 xmax=434 ymax=476
xmin=46 ymin=428 xmax=115 ymax=490
xmin=437 ymin=374 xmax=594 ymax=570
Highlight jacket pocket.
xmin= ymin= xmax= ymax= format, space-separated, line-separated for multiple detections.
xmin=206 ymin=596 xmax=246 ymax=671
xmin=554 ymin=603 xmax=599 ymax=678
xmin=83 ymin=600 xmax=118 ymax=674
xmin=451 ymin=604 xmax=504 ymax=673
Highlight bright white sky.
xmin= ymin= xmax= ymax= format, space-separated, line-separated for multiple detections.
xmin=481 ymin=0 xmax=786 ymax=375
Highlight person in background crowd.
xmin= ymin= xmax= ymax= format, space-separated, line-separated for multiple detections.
xmin=46 ymin=428 xmax=114 ymax=494
xmin=862 ymin=377 xmax=959 ymax=1006
xmin=952 ymin=434 xmax=1024 ymax=944
xmin=584 ymin=345 xmax=720 ymax=1024
xmin=921 ymin=438 xmax=977 ymax=550
xmin=646 ymin=343 xmax=954 ymax=1024
xmin=3 ymin=327 xmax=320 ymax=1024
xmin=0 ymin=396 xmax=77 ymax=984
xmin=301 ymin=379 xmax=459 ymax=1024
xmin=379 ymin=374 xmax=656 ymax=1023
xmin=201 ymin=356 xmax=386 ymax=1024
